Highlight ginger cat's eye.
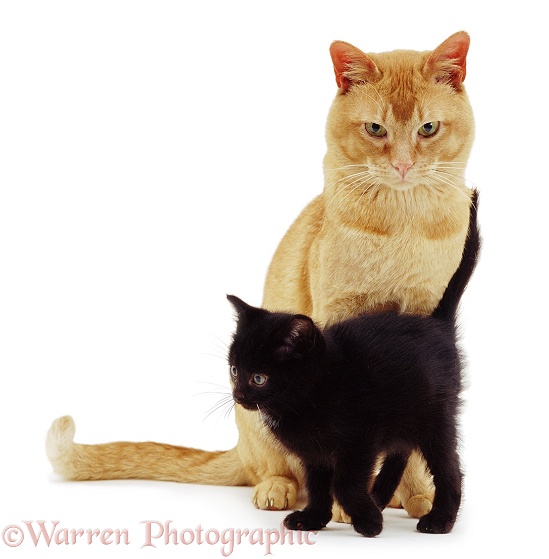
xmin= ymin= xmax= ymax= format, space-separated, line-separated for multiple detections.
xmin=230 ymin=366 xmax=238 ymax=377
xmin=365 ymin=122 xmax=387 ymax=137
xmin=252 ymin=374 xmax=268 ymax=386
xmin=418 ymin=121 xmax=440 ymax=137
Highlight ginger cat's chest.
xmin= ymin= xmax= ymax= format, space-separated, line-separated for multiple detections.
xmin=309 ymin=211 xmax=469 ymax=324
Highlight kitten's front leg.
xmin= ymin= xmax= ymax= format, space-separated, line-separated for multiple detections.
xmin=332 ymin=451 xmax=383 ymax=537
xmin=284 ymin=465 xmax=333 ymax=531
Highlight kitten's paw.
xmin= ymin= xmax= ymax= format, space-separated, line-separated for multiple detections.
xmin=284 ymin=510 xmax=329 ymax=532
xmin=331 ymin=502 xmax=351 ymax=524
xmin=352 ymin=511 xmax=383 ymax=538
xmin=416 ymin=512 xmax=456 ymax=534
xmin=403 ymin=494 xmax=433 ymax=518
xmin=252 ymin=477 xmax=298 ymax=511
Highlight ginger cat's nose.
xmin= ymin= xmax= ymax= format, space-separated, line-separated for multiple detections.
xmin=392 ymin=161 xmax=414 ymax=178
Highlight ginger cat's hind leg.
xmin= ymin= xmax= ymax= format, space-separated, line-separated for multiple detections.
xmin=393 ymin=451 xmax=434 ymax=518
xmin=388 ymin=493 xmax=403 ymax=509
xmin=331 ymin=502 xmax=352 ymax=523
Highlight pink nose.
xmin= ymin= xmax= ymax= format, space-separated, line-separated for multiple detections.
xmin=392 ymin=161 xmax=414 ymax=178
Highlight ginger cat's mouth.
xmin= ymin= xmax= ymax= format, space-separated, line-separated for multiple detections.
xmin=382 ymin=175 xmax=416 ymax=191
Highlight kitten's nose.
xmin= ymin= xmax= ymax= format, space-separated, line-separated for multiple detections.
xmin=233 ymin=390 xmax=245 ymax=404
xmin=392 ymin=161 xmax=414 ymax=178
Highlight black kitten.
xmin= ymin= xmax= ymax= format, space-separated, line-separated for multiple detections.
xmin=227 ymin=191 xmax=480 ymax=537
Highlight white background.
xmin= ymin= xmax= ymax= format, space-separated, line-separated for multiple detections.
xmin=1 ymin=1 xmax=547 ymax=557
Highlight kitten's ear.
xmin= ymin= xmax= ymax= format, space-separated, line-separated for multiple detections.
xmin=330 ymin=41 xmax=380 ymax=92
xmin=274 ymin=316 xmax=316 ymax=361
xmin=227 ymin=295 xmax=257 ymax=318
xmin=424 ymin=31 xmax=470 ymax=89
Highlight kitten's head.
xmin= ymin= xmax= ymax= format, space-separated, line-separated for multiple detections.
xmin=324 ymin=31 xmax=474 ymax=195
xmin=226 ymin=295 xmax=324 ymax=414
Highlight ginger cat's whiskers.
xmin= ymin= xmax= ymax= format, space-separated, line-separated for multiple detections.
xmin=434 ymin=164 xmax=467 ymax=175
xmin=435 ymin=160 xmax=467 ymax=166
xmin=327 ymin=182 xmax=373 ymax=213
xmin=326 ymin=170 xmax=380 ymax=208
xmin=357 ymin=181 xmax=383 ymax=205
xmin=429 ymin=172 xmax=471 ymax=202
xmin=325 ymin=168 xmax=372 ymax=189
xmin=338 ymin=173 xmax=378 ymax=194
xmin=324 ymin=164 xmax=370 ymax=171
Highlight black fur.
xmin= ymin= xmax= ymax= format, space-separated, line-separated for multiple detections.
xmin=228 ymin=191 xmax=480 ymax=537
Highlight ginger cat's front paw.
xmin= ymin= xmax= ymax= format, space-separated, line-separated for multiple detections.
xmin=252 ymin=477 xmax=298 ymax=510
xmin=331 ymin=502 xmax=351 ymax=524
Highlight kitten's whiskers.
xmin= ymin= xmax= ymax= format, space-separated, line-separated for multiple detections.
xmin=201 ymin=389 xmax=235 ymax=422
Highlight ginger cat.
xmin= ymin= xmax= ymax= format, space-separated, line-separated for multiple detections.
xmin=47 ymin=31 xmax=475 ymax=521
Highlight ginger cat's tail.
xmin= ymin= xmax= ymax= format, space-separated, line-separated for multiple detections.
xmin=46 ymin=416 xmax=249 ymax=485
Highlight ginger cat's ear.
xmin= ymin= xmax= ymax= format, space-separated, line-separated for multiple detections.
xmin=424 ymin=31 xmax=470 ymax=89
xmin=330 ymin=41 xmax=380 ymax=91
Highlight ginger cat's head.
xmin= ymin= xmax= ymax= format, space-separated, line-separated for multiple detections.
xmin=324 ymin=32 xmax=474 ymax=205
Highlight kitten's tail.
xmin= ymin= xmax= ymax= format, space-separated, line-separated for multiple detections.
xmin=432 ymin=189 xmax=481 ymax=323
xmin=46 ymin=415 xmax=250 ymax=486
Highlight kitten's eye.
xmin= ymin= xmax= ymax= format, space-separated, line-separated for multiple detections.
xmin=418 ymin=121 xmax=440 ymax=137
xmin=365 ymin=122 xmax=387 ymax=138
xmin=230 ymin=366 xmax=238 ymax=378
xmin=252 ymin=374 xmax=268 ymax=386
